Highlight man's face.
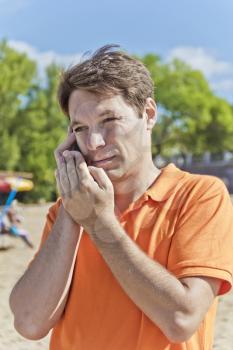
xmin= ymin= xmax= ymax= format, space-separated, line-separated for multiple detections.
xmin=68 ymin=90 xmax=154 ymax=182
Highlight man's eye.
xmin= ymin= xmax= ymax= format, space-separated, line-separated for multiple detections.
xmin=73 ymin=118 xmax=117 ymax=133
xmin=103 ymin=117 xmax=117 ymax=123
xmin=74 ymin=126 xmax=87 ymax=133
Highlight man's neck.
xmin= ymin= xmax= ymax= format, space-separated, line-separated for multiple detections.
xmin=113 ymin=161 xmax=161 ymax=215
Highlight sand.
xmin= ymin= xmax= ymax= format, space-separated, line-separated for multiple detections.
xmin=0 ymin=203 xmax=232 ymax=350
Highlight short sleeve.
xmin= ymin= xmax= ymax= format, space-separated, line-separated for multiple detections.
xmin=38 ymin=198 xmax=62 ymax=248
xmin=28 ymin=197 xmax=62 ymax=265
xmin=168 ymin=177 xmax=233 ymax=295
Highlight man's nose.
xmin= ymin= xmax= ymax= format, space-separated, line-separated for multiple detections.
xmin=86 ymin=130 xmax=106 ymax=151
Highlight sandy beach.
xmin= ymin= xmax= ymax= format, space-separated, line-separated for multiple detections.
xmin=0 ymin=203 xmax=232 ymax=350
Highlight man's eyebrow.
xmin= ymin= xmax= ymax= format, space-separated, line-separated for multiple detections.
xmin=70 ymin=109 xmax=117 ymax=128
xmin=98 ymin=109 xmax=117 ymax=117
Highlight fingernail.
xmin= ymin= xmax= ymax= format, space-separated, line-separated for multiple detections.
xmin=63 ymin=150 xmax=69 ymax=157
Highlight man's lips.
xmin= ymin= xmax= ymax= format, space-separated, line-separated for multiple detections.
xmin=91 ymin=155 xmax=116 ymax=166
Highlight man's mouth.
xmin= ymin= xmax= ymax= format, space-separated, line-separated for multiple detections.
xmin=92 ymin=156 xmax=116 ymax=167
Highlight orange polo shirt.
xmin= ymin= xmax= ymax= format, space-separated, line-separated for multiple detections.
xmin=36 ymin=164 xmax=233 ymax=349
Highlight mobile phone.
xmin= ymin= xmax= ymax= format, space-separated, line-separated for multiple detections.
xmin=69 ymin=142 xmax=80 ymax=152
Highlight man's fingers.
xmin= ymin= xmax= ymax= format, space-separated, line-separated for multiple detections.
xmin=54 ymin=169 xmax=63 ymax=195
xmin=69 ymin=151 xmax=94 ymax=187
xmin=63 ymin=151 xmax=79 ymax=190
xmin=58 ymin=132 xmax=76 ymax=152
xmin=54 ymin=132 xmax=76 ymax=168
xmin=67 ymin=125 xmax=73 ymax=134
xmin=54 ymin=148 xmax=65 ymax=169
xmin=88 ymin=166 xmax=112 ymax=190
xmin=59 ymin=159 xmax=71 ymax=195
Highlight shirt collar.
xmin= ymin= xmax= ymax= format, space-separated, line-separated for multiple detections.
xmin=145 ymin=163 xmax=187 ymax=202
xmin=120 ymin=163 xmax=187 ymax=218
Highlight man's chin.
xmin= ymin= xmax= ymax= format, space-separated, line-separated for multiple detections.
xmin=104 ymin=168 xmax=127 ymax=183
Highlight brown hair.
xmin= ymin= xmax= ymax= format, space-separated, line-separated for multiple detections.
xmin=57 ymin=44 xmax=154 ymax=118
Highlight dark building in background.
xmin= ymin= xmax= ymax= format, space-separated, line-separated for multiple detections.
xmin=156 ymin=152 xmax=233 ymax=194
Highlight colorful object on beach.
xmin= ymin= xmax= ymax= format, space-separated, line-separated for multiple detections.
xmin=5 ymin=177 xmax=34 ymax=192
xmin=0 ymin=174 xmax=34 ymax=249
xmin=0 ymin=197 xmax=34 ymax=248
xmin=0 ymin=180 xmax=11 ymax=193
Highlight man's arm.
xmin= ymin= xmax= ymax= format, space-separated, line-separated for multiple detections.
xmin=90 ymin=216 xmax=221 ymax=343
xmin=9 ymin=204 xmax=81 ymax=340
xmin=55 ymin=149 xmax=222 ymax=343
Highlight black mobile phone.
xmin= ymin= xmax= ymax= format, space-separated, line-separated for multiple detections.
xmin=69 ymin=142 xmax=80 ymax=152
xmin=69 ymin=142 xmax=87 ymax=163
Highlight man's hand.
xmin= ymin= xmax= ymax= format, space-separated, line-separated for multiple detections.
xmin=54 ymin=129 xmax=115 ymax=235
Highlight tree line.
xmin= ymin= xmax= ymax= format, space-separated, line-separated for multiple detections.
xmin=1 ymin=40 xmax=233 ymax=202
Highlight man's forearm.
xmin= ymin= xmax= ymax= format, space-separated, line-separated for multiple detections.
xmin=9 ymin=205 xmax=81 ymax=340
xmin=89 ymin=216 xmax=190 ymax=341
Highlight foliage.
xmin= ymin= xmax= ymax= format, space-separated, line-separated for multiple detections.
xmin=141 ymin=54 xmax=233 ymax=158
xmin=0 ymin=41 xmax=68 ymax=202
xmin=1 ymin=40 xmax=233 ymax=202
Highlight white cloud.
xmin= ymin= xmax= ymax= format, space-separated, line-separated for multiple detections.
xmin=167 ymin=47 xmax=233 ymax=78
xmin=8 ymin=40 xmax=82 ymax=78
xmin=212 ymin=80 xmax=233 ymax=92
xmin=7 ymin=41 xmax=233 ymax=102
xmin=167 ymin=46 xmax=233 ymax=102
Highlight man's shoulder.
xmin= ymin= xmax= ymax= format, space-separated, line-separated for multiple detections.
xmin=160 ymin=163 xmax=228 ymax=201
xmin=181 ymin=170 xmax=227 ymax=194
xmin=176 ymin=168 xmax=230 ymax=204
xmin=148 ymin=164 xmax=228 ymax=203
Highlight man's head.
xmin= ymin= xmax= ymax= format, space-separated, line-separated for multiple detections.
xmin=58 ymin=44 xmax=154 ymax=118
xmin=57 ymin=45 xmax=157 ymax=183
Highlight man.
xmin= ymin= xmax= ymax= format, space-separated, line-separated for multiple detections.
xmin=9 ymin=45 xmax=233 ymax=349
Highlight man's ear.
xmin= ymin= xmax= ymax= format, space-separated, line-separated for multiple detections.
xmin=144 ymin=98 xmax=157 ymax=131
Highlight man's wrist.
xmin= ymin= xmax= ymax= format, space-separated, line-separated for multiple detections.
xmin=87 ymin=213 xmax=125 ymax=247
xmin=58 ymin=203 xmax=80 ymax=229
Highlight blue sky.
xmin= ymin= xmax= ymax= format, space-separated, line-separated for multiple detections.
xmin=0 ymin=0 xmax=232 ymax=102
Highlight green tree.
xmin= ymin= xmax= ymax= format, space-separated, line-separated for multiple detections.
xmin=141 ymin=55 xmax=225 ymax=160
xmin=0 ymin=40 xmax=37 ymax=169
xmin=16 ymin=64 xmax=68 ymax=202
xmin=205 ymin=97 xmax=233 ymax=153
xmin=2 ymin=41 xmax=233 ymax=202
